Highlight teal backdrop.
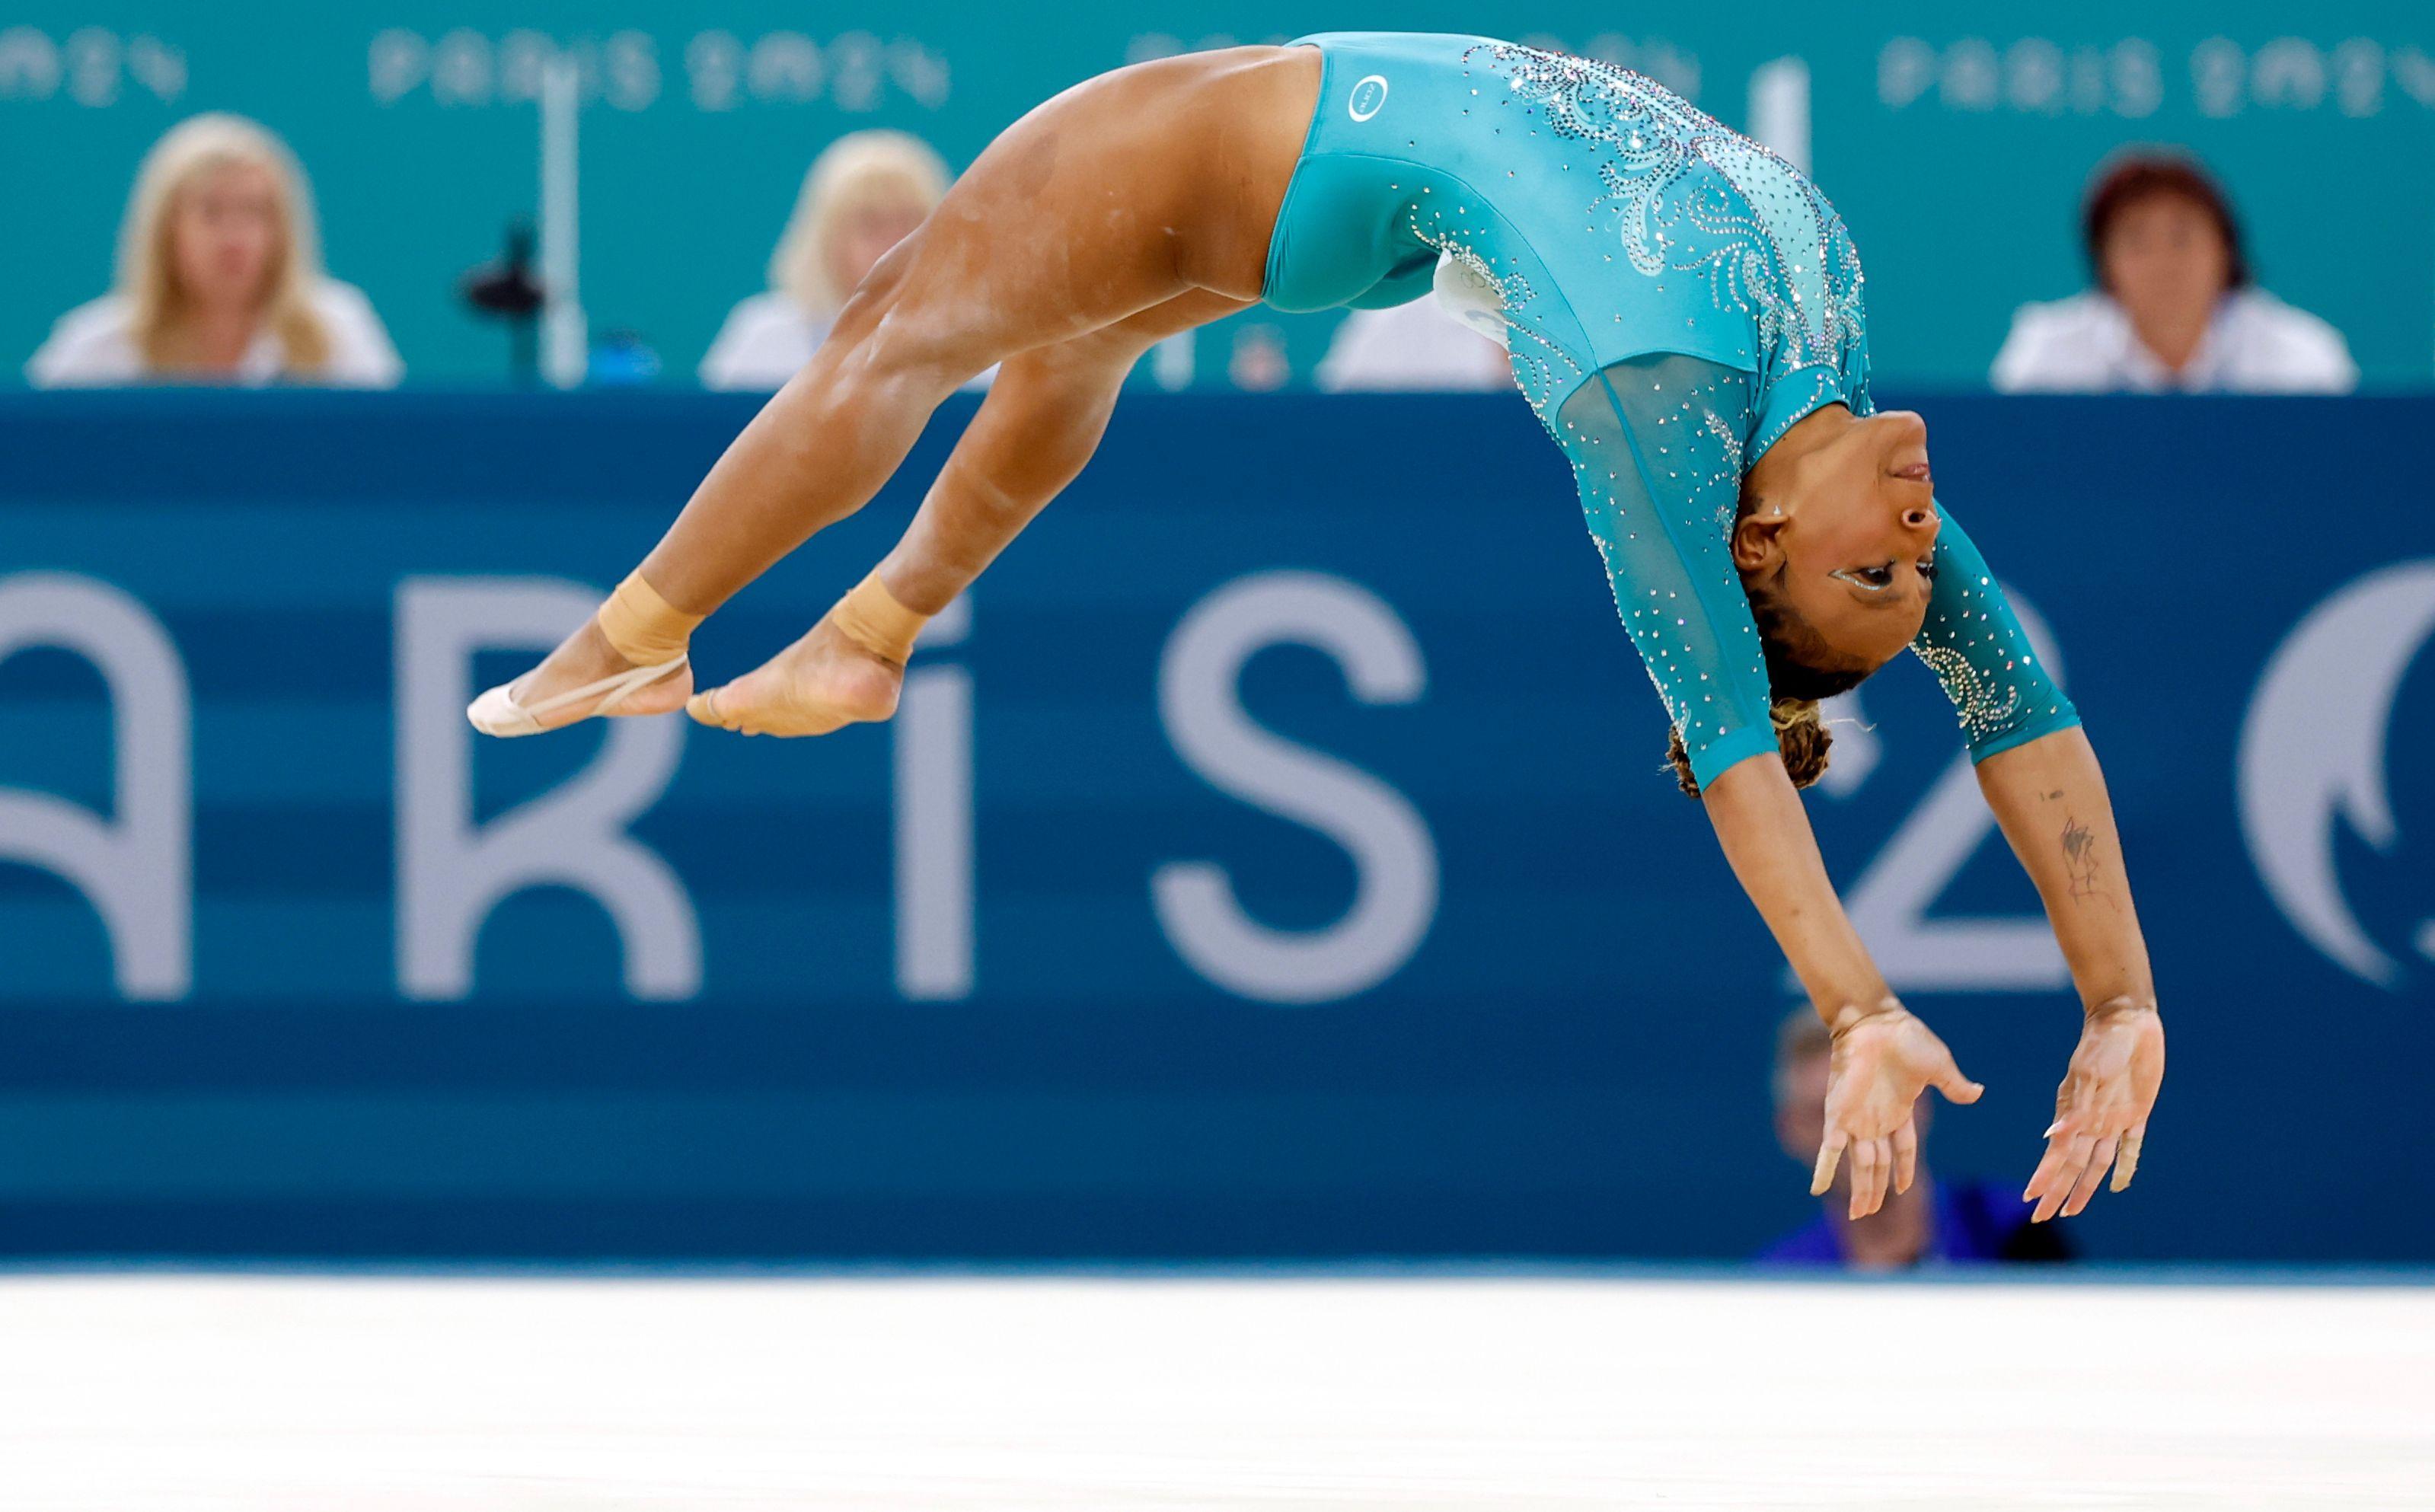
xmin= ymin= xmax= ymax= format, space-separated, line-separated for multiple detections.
xmin=5 ymin=2 xmax=2433 ymax=386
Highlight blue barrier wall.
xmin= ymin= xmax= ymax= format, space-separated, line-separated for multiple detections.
xmin=1 ymin=389 xmax=2430 ymax=1262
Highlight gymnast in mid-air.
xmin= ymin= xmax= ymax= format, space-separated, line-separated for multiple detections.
xmin=471 ymin=33 xmax=2163 ymax=1223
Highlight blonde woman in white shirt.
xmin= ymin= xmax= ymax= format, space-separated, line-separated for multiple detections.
xmin=701 ymin=130 xmax=969 ymax=391
xmin=1991 ymin=152 xmax=2354 ymax=396
xmin=27 ymin=113 xmax=401 ymax=389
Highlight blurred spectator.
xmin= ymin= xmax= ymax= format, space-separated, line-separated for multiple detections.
xmin=1759 ymin=1010 xmax=2071 ymax=1270
xmin=27 ymin=113 xmax=401 ymax=389
xmin=703 ymin=130 xmax=979 ymax=391
xmin=1991 ymin=151 xmax=2354 ymax=394
xmin=1228 ymin=325 xmax=1292 ymax=391
xmin=1315 ymin=298 xmax=1511 ymax=392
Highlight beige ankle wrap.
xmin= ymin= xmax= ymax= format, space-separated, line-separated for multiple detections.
xmin=828 ymin=570 xmax=929 ymax=664
xmin=595 ymin=571 xmax=702 ymax=667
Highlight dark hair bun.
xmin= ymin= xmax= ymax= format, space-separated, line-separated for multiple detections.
xmin=1665 ymin=698 xmax=1833 ymax=797
xmin=1770 ymin=698 xmax=1833 ymax=789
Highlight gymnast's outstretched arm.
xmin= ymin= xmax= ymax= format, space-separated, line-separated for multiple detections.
xmin=1699 ymin=752 xmax=1984 ymax=1221
xmin=1977 ymin=730 xmax=2163 ymax=1222
xmin=1913 ymin=506 xmax=2163 ymax=1220
xmin=1558 ymin=362 xmax=1983 ymax=1221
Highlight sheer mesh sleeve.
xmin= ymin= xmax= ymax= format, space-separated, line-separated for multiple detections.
xmin=1554 ymin=355 xmax=1779 ymax=786
xmin=1913 ymin=502 xmax=2081 ymax=760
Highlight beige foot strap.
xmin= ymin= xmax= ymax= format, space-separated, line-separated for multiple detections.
xmin=595 ymin=571 xmax=704 ymax=667
xmin=828 ymin=569 xmax=929 ymax=665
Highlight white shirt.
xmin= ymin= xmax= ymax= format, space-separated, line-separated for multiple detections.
xmin=1990 ymin=288 xmax=2356 ymax=395
xmin=1314 ymin=297 xmax=1514 ymax=394
xmin=26 ymin=280 xmax=403 ymax=389
xmin=698 ymin=292 xmax=828 ymax=391
xmin=699 ymin=291 xmax=994 ymax=392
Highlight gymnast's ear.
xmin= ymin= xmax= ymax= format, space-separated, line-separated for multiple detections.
xmin=1731 ymin=496 xmax=1789 ymax=573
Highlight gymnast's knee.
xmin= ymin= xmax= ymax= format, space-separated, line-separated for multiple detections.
xmin=823 ymin=250 xmax=989 ymax=397
xmin=822 ymin=313 xmax=983 ymax=405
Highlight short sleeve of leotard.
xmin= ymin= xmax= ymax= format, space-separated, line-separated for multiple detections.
xmin=1556 ymin=353 xmax=1782 ymax=786
xmin=1913 ymin=502 xmax=2081 ymax=760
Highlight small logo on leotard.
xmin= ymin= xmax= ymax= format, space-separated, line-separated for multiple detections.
xmin=1348 ymin=75 xmax=1389 ymax=121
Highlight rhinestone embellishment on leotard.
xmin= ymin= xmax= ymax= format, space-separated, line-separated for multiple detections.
xmin=1909 ymin=573 xmax=2071 ymax=745
xmin=1466 ymin=41 xmax=1869 ymax=451
xmin=1408 ymin=40 xmax=2057 ymax=776
xmin=1913 ymin=642 xmax=2024 ymax=741
xmin=1401 ymin=216 xmax=1578 ymax=425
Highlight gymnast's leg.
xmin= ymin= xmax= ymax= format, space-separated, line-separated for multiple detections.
xmin=688 ymin=290 xmax=1256 ymax=734
xmin=471 ymin=46 xmax=1316 ymax=735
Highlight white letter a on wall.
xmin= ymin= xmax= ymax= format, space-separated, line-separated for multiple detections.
xmin=0 ymin=573 xmax=192 ymax=999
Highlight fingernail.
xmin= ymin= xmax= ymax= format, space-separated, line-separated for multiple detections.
xmin=2043 ymin=1122 xmax=2062 ymax=1137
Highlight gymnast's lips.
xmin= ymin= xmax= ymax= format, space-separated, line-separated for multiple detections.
xmin=1891 ymin=461 xmax=1932 ymax=483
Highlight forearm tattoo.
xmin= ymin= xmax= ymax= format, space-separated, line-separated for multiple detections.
xmin=2060 ymin=813 xmax=2104 ymax=899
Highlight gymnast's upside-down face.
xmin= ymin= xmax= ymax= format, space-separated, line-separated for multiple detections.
xmin=1731 ymin=408 xmax=1942 ymax=680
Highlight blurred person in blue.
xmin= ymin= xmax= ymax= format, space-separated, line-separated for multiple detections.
xmin=471 ymin=36 xmax=2164 ymax=1225
xmin=27 ymin=113 xmax=401 ymax=389
xmin=702 ymin=131 xmax=981 ymax=391
xmin=1990 ymin=151 xmax=2353 ymax=395
xmin=1760 ymin=1010 xmax=2071 ymax=1269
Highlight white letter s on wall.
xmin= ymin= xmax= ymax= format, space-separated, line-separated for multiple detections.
xmin=1154 ymin=571 xmax=1437 ymax=1003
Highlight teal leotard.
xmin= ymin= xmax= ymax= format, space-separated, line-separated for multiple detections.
xmin=1265 ymin=33 xmax=2078 ymax=785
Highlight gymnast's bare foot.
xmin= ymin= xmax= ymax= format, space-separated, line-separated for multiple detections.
xmin=467 ymin=619 xmax=691 ymax=737
xmin=685 ymin=617 xmax=903 ymax=736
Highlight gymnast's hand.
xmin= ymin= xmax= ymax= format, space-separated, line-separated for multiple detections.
xmin=1811 ymin=1003 xmax=1984 ymax=1220
xmin=2022 ymin=998 xmax=2164 ymax=1223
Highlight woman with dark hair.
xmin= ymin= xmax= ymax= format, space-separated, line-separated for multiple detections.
xmin=471 ymin=35 xmax=2163 ymax=1225
xmin=1992 ymin=149 xmax=2353 ymax=393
